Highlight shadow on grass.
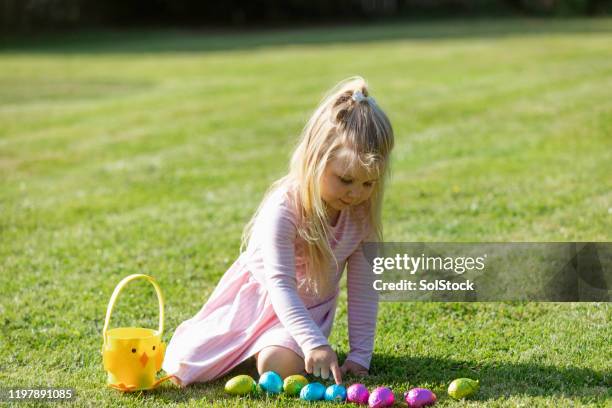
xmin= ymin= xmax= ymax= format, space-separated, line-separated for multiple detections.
xmin=368 ymin=354 xmax=610 ymax=402
xmin=1 ymin=18 xmax=611 ymax=55
xmin=130 ymin=354 xmax=609 ymax=404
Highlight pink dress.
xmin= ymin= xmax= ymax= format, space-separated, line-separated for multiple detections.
xmin=162 ymin=184 xmax=378 ymax=385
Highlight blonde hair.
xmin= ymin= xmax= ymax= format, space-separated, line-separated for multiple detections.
xmin=242 ymin=76 xmax=394 ymax=297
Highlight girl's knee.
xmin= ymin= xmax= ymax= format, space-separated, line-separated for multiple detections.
xmin=256 ymin=346 xmax=305 ymax=379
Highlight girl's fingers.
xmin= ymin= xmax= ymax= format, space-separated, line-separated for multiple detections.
xmin=320 ymin=366 xmax=330 ymax=380
xmin=313 ymin=366 xmax=321 ymax=378
xmin=304 ymin=358 xmax=312 ymax=374
xmin=331 ymin=362 xmax=343 ymax=384
xmin=355 ymin=368 xmax=368 ymax=376
xmin=305 ymin=359 xmax=313 ymax=374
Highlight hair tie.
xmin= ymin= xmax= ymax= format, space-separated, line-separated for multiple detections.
xmin=351 ymin=89 xmax=376 ymax=105
xmin=351 ymin=90 xmax=367 ymax=103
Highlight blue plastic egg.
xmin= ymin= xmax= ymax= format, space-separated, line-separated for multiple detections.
xmin=300 ymin=382 xmax=326 ymax=401
xmin=325 ymin=384 xmax=347 ymax=402
xmin=258 ymin=371 xmax=283 ymax=394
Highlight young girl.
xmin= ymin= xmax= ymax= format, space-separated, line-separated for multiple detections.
xmin=162 ymin=76 xmax=394 ymax=386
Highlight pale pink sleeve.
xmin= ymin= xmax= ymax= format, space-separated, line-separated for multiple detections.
xmin=346 ymin=242 xmax=379 ymax=369
xmin=257 ymin=198 xmax=330 ymax=354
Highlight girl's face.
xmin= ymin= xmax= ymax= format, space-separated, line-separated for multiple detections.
xmin=320 ymin=148 xmax=378 ymax=219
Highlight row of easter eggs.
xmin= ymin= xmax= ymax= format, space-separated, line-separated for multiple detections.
xmin=225 ymin=371 xmax=479 ymax=407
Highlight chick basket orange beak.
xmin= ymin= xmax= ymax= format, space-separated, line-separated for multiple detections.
xmin=102 ymin=274 xmax=173 ymax=392
xmin=139 ymin=352 xmax=149 ymax=368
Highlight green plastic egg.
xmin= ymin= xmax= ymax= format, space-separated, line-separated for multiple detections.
xmin=448 ymin=378 xmax=479 ymax=399
xmin=283 ymin=374 xmax=309 ymax=396
xmin=225 ymin=374 xmax=257 ymax=395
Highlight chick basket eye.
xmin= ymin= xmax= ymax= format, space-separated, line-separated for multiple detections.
xmin=102 ymin=274 xmax=170 ymax=392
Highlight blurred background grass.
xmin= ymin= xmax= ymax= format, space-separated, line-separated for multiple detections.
xmin=0 ymin=18 xmax=611 ymax=407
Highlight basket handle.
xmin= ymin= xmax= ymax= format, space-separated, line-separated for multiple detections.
xmin=102 ymin=274 xmax=165 ymax=348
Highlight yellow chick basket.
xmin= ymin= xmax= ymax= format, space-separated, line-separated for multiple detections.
xmin=102 ymin=274 xmax=174 ymax=392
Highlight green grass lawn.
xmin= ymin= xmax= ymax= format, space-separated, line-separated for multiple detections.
xmin=1 ymin=18 xmax=611 ymax=407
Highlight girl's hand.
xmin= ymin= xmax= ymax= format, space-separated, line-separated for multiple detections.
xmin=305 ymin=345 xmax=342 ymax=384
xmin=340 ymin=360 xmax=369 ymax=377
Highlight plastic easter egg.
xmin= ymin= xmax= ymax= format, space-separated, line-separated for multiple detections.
xmin=258 ymin=371 xmax=283 ymax=394
xmin=300 ymin=382 xmax=326 ymax=401
xmin=404 ymin=388 xmax=437 ymax=407
xmin=325 ymin=384 xmax=347 ymax=402
xmin=224 ymin=374 xmax=257 ymax=395
xmin=347 ymin=383 xmax=370 ymax=404
xmin=448 ymin=378 xmax=479 ymax=399
xmin=368 ymin=387 xmax=395 ymax=408
xmin=283 ymin=374 xmax=309 ymax=396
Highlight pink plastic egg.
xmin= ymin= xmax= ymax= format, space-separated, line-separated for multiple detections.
xmin=347 ymin=383 xmax=370 ymax=404
xmin=368 ymin=387 xmax=394 ymax=408
xmin=404 ymin=388 xmax=437 ymax=407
